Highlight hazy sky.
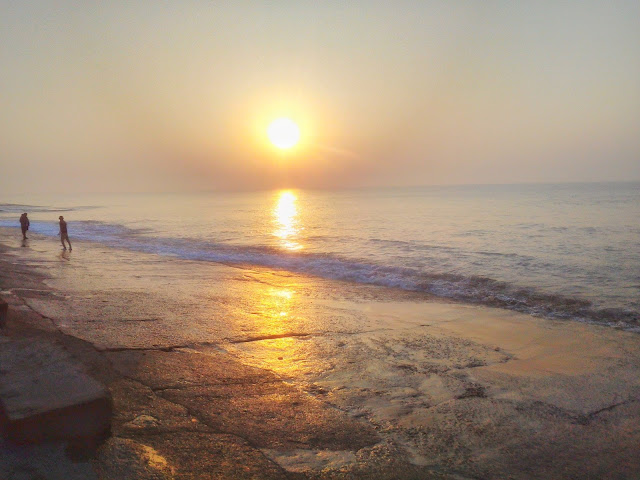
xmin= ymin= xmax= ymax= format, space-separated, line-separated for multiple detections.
xmin=2 ymin=1 xmax=639 ymax=194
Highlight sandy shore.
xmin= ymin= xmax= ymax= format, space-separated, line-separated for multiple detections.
xmin=1 ymin=228 xmax=640 ymax=479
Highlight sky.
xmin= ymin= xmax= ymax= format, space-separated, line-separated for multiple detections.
xmin=1 ymin=1 xmax=639 ymax=194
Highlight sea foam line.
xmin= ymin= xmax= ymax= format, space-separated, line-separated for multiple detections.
xmin=2 ymin=219 xmax=638 ymax=330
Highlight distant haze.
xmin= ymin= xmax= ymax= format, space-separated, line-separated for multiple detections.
xmin=2 ymin=1 xmax=639 ymax=194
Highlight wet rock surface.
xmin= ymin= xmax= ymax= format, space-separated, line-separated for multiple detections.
xmin=107 ymin=349 xmax=379 ymax=451
xmin=2 ymin=236 xmax=640 ymax=479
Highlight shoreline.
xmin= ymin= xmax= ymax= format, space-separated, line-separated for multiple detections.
xmin=2 ymin=229 xmax=640 ymax=479
xmin=2 ymin=221 xmax=638 ymax=332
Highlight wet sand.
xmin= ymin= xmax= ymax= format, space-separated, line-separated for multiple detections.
xmin=2 ymin=228 xmax=640 ymax=479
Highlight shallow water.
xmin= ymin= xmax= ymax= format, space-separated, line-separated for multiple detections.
xmin=4 ymin=226 xmax=640 ymax=476
xmin=2 ymin=182 xmax=639 ymax=328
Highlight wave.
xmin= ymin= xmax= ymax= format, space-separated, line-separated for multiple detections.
xmin=0 ymin=203 xmax=99 ymax=214
xmin=2 ymin=219 xmax=638 ymax=330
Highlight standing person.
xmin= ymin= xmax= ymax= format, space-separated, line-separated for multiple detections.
xmin=58 ymin=216 xmax=72 ymax=250
xmin=19 ymin=213 xmax=30 ymax=240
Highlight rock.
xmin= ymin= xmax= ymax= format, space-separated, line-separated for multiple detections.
xmin=123 ymin=414 xmax=160 ymax=430
xmin=0 ymin=297 xmax=7 ymax=329
xmin=0 ymin=338 xmax=112 ymax=444
xmin=94 ymin=438 xmax=174 ymax=480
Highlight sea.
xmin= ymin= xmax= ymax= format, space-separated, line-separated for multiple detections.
xmin=1 ymin=182 xmax=639 ymax=330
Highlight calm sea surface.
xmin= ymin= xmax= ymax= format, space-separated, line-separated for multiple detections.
xmin=2 ymin=182 xmax=639 ymax=329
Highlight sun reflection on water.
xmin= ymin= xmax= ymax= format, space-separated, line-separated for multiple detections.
xmin=236 ymin=279 xmax=311 ymax=377
xmin=261 ymin=287 xmax=296 ymax=327
xmin=273 ymin=190 xmax=303 ymax=251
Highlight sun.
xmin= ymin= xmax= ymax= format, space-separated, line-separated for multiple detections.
xmin=267 ymin=118 xmax=300 ymax=150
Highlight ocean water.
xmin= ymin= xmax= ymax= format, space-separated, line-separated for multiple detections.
xmin=1 ymin=182 xmax=639 ymax=329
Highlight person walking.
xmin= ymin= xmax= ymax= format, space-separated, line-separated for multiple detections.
xmin=58 ymin=216 xmax=72 ymax=250
xmin=19 ymin=213 xmax=30 ymax=240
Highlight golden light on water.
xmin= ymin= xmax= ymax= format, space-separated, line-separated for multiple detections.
xmin=233 ymin=280 xmax=309 ymax=377
xmin=273 ymin=190 xmax=302 ymax=250
xmin=254 ymin=285 xmax=301 ymax=376
xmin=222 ymin=191 xmax=314 ymax=378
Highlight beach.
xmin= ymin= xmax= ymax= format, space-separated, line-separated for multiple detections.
xmin=2 ymin=227 xmax=640 ymax=479
xmin=3 ymin=0 xmax=639 ymax=476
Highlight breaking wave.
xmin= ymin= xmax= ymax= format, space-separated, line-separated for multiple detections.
xmin=2 ymin=218 xmax=637 ymax=330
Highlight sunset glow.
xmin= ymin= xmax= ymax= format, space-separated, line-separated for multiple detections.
xmin=1 ymin=3 xmax=637 ymax=193
xmin=1 ymin=2 xmax=639 ymax=478
xmin=267 ymin=118 xmax=300 ymax=150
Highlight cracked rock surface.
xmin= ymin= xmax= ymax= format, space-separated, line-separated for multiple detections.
xmin=2 ymin=233 xmax=640 ymax=479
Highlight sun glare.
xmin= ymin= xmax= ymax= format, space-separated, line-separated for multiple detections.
xmin=267 ymin=118 xmax=300 ymax=149
xmin=273 ymin=190 xmax=302 ymax=250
